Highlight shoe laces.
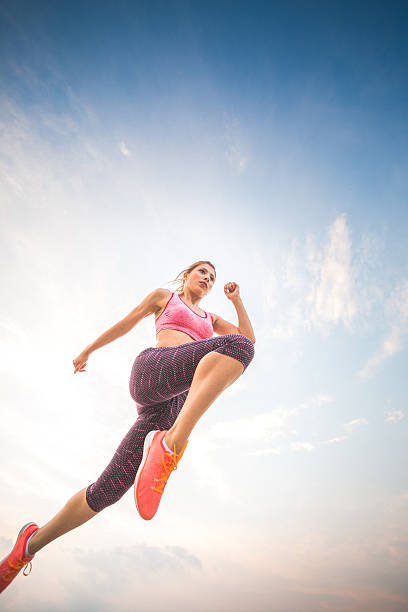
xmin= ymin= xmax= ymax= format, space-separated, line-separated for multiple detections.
xmin=154 ymin=448 xmax=178 ymax=494
xmin=4 ymin=558 xmax=33 ymax=582
xmin=153 ymin=441 xmax=188 ymax=494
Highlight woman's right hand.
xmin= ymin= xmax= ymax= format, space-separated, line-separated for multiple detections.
xmin=73 ymin=350 xmax=90 ymax=374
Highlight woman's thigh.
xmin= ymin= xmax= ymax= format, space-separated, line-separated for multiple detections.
xmin=129 ymin=334 xmax=254 ymax=409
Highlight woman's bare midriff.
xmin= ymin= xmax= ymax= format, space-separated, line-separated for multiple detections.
xmin=156 ymin=329 xmax=195 ymax=348
xmin=154 ymin=290 xmax=207 ymax=348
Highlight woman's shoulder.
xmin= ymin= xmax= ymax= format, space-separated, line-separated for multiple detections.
xmin=155 ymin=287 xmax=173 ymax=298
xmin=153 ymin=288 xmax=174 ymax=313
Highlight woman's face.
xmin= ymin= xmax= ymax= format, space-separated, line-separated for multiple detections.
xmin=185 ymin=264 xmax=216 ymax=295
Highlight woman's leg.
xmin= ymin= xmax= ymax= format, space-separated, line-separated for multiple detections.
xmin=84 ymin=408 xmax=172 ymax=513
xmin=133 ymin=335 xmax=254 ymax=519
xmin=27 ymin=335 xmax=254 ymax=553
xmin=26 ymin=487 xmax=97 ymax=555
xmin=165 ymin=352 xmax=244 ymax=453
xmin=131 ymin=335 xmax=255 ymax=454
xmin=27 ymin=407 xmax=169 ymax=554
xmin=129 ymin=334 xmax=254 ymax=410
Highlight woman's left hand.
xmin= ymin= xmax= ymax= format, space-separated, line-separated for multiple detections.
xmin=224 ymin=282 xmax=240 ymax=301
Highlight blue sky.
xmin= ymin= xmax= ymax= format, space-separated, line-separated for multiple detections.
xmin=1 ymin=2 xmax=408 ymax=611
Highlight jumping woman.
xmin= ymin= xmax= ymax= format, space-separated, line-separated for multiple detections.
xmin=0 ymin=260 xmax=255 ymax=593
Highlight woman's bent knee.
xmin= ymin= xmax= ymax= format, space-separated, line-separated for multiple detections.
xmin=86 ymin=483 xmax=128 ymax=513
xmin=236 ymin=335 xmax=255 ymax=369
xmin=218 ymin=334 xmax=254 ymax=371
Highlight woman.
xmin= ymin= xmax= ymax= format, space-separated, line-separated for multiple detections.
xmin=0 ymin=260 xmax=255 ymax=593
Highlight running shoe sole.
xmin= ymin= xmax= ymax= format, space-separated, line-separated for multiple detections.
xmin=134 ymin=429 xmax=159 ymax=517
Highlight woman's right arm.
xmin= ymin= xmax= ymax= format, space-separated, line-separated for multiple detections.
xmin=73 ymin=288 xmax=169 ymax=373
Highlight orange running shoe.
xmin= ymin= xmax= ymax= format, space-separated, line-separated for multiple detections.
xmin=134 ymin=430 xmax=188 ymax=520
xmin=0 ymin=522 xmax=38 ymax=594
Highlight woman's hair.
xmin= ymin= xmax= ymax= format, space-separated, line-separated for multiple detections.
xmin=169 ymin=260 xmax=216 ymax=295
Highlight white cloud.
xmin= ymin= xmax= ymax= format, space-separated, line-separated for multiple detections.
xmin=359 ymin=327 xmax=401 ymax=379
xmin=206 ymin=395 xmax=332 ymax=460
xmin=223 ymin=114 xmax=249 ymax=172
xmin=344 ymin=418 xmax=368 ymax=433
xmin=387 ymin=279 xmax=408 ymax=320
xmin=307 ymin=214 xmax=356 ymax=328
xmin=359 ymin=279 xmax=408 ymax=379
xmin=210 ymin=395 xmax=332 ymax=446
xmin=385 ymin=409 xmax=404 ymax=423
xmin=295 ymin=394 xmax=333 ymax=412
xmin=257 ymin=213 xmax=378 ymax=344
xmin=248 ymin=448 xmax=281 ymax=456
xmin=318 ymin=418 xmax=370 ymax=447
xmin=119 ymin=141 xmax=131 ymax=157
xmin=321 ymin=435 xmax=349 ymax=444
xmin=211 ymin=411 xmax=292 ymax=444
xmin=0 ymin=314 xmax=26 ymax=339
xmin=290 ymin=441 xmax=315 ymax=452
xmin=225 ymin=144 xmax=247 ymax=172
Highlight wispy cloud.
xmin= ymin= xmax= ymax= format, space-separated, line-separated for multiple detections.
xmin=211 ymin=411 xmax=293 ymax=443
xmin=344 ymin=418 xmax=369 ymax=433
xmin=257 ymin=214 xmax=379 ymax=343
xmin=321 ymin=435 xmax=349 ymax=444
xmin=385 ymin=409 xmax=404 ymax=423
xmin=119 ymin=142 xmax=131 ymax=157
xmin=207 ymin=395 xmax=332 ymax=457
xmin=285 ymin=417 xmax=369 ymax=451
xmin=290 ymin=441 xmax=314 ymax=452
xmin=307 ymin=213 xmax=356 ymax=328
xmin=223 ymin=114 xmax=248 ymax=172
xmin=359 ymin=279 xmax=408 ymax=379
xmin=225 ymin=144 xmax=247 ymax=171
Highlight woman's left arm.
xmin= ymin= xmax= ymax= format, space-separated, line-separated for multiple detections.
xmin=210 ymin=282 xmax=255 ymax=344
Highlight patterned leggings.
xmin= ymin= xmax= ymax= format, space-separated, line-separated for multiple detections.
xmin=85 ymin=334 xmax=254 ymax=512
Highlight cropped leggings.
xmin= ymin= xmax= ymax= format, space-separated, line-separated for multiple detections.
xmin=86 ymin=334 xmax=254 ymax=512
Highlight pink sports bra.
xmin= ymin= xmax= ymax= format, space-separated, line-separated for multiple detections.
xmin=155 ymin=292 xmax=214 ymax=341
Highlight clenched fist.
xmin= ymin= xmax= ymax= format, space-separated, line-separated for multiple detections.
xmin=224 ymin=282 xmax=240 ymax=301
